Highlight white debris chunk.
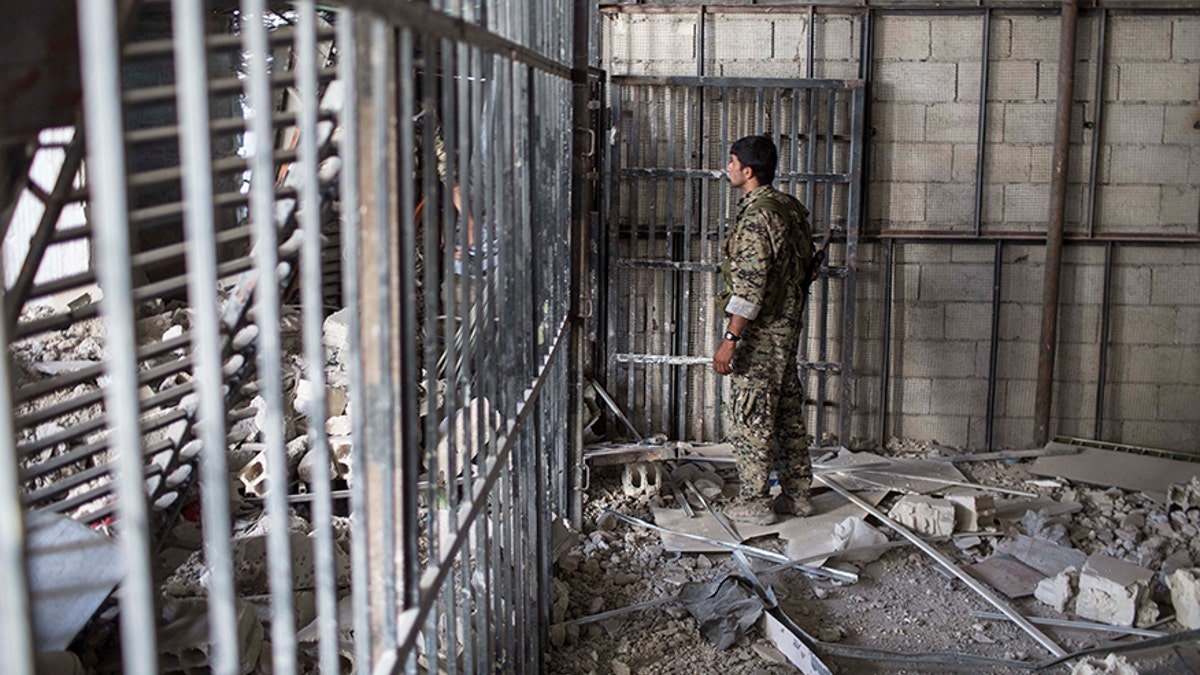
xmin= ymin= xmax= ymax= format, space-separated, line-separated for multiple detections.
xmin=1075 ymin=554 xmax=1157 ymax=627
xmin=1165 ymin=567 xmax=1200 ymax=629
xmin=888 ymin=495 xmax=955 ymax=537
xmin=944 ymin=490 xmax=996 ymax=532
xmin=1034 ymin=566 xmax=1078 ymax=614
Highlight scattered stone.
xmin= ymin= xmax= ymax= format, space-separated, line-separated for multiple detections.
xmin=613 ymin=572 xmax=639 ymax=586
xmin=1165 ymin=567 xmax=1200 ymax=629
xmin=830 ymin=516 xmax=889 ymax=562
xmin=1075 ymin=554 xmax=1157 ymax=627
xmin=611 ymin=659 xmax=631 ymax=675
xmin=1034 ymin=567 xmax=1078 ymax=613
xmin=696 ymin=554 xmax=713 ymax=570
xmin=888 ymin=495 xmax=955 ymax=537
xmin=945 ymin=491 xmax=996 ymax=533
xmin=325 ymin=415 xmax=352 ymax=437
xmin=1070 ymin=653 xmax=1139 ymax=675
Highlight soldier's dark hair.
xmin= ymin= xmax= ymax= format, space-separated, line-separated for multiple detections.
xmin=730 ymin=135 xmax=777 ymax=185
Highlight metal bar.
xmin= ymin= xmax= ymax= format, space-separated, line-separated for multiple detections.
xmin=621 ymin=167 xmax=853 ymax=182
xmin=878 ymin=239 xmax=893 ymax=449
xmin=121 ymin=67 xmax=338 ymax=107
xmin=76 ymin=0 xmax=158 ymax=670
xmin=986 ymin=240 xmax=1003 ymax=450
xmin=973 ymin=9 xmax=991 ymax=237
xmin=295 ymin=4 xmax=339 ymax=673
xmin=122 ymin=25 xmax=335 ymax=59
xmin=1095 ymin=241 xmax=1114 ymax=439
xmin=124 ymin=109 xmax=333 ymax=145
xmin=1085 ymin=9 xmax=1107 ymax=238
xmin=241 ymin=2 xmax=297 ymax=672
xmin=818 ymin=475 xmax=1068 ymax=657
xmin=13 ymin=332 xmax=190 ymax=405
xmin=1034 ymin=0 xmax=1080 ymax=447
xmin=839 ymin=86 xmax=865 ymax=447
xmin=613 ymin=75 xmax=864 ymax=89
xmin=969 ymin=611 xmax=1168 ymax=638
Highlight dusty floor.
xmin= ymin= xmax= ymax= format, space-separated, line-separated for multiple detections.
xmin=546 ymin=441 xmax=1200 ymax=675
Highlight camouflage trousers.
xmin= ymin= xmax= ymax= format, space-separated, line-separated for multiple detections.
xmin=725 ymin=320 xmax=811 ymax=502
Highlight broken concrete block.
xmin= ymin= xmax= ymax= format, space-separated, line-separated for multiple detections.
xmin=160 ymin=597 xmax=262 ymax=673
xmin=297 ymin=446 xmax=334 ymax=486
xmin=888 ymin=495 xmax=955 ymax=537
xmin=1168 ymin=477 xmax=1200 ymax=510
xmin=293 ymin=379 xmax=348 ymax=417
xmin=1034 ymin=566 xmax=1078 ymax=613
xmin=238 ymin=452 xmax=269 ymax=497
xmin=322 ymin=308 xmax=350 ymax=352
xmin=1075 ymin=554 xmax=1157 ymax=627
xmin=945 ymin=490 xmax=996 ymax=532
xmin=1166 ymin=567 xmax=1200 ymax=629
xmin=622 ymin=461 xmax=663 ymax=498
xmin=1069 ymin=653 xmax=1139 ymax=675
xmin=830 ymin=516 xmax=889 ymax=562
xmin=326 ymin=414 xmax=352 ymax=437
xmin=329 ymin=436 xmax=353 ymax=484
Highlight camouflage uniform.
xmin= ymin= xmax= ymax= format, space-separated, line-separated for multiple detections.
xmin=719 ymin=185 xmax=814 ymax=504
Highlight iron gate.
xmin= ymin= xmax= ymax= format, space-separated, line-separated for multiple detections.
xmin=601 ymin=76 xmax=865 ymax=448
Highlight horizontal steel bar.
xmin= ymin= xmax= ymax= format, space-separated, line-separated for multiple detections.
xmin=128 ymin=187 xmax=298 ymax=228
xmin=621 ymin=167 xmax=851 ymax=183
xmin=874 ymin=230 xmax=1200 ymax=244
xmin=21 ymin=439 xmax=172 ymax=505
xmin=15 ymin=331 xmax=191 ymax=403
xmin=121 ymin=67 xmax=337 ymax=107
xmin=616 ymin=259 xmax=718 ymax=272
xmin=124 ymin=109 xmax=334 ymax=145
xmin=613 ymin=75 xmax=864 ymax=89
xmin=122 ymin=25 xmax=336 ymax=59
xmin=969 ymin=611 xmax=1168 ymax=638
xmin=599 ymin=2 xmax=1200 ymax=12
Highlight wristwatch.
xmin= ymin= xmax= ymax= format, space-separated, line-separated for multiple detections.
xmin=723 ymin=330 xmax=741 ymax=343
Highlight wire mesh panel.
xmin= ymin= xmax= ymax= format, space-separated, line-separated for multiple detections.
xmin=1 ymin=0 xmax=579 ymax=673
xmin=605 ymin=76 xmax=864 ymax=447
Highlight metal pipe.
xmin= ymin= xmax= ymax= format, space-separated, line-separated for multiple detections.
xmin=818 ymin=475 xmax=1068 ymax=658
xmin=1085 ymin=9 xmax=1107 ymax=238
xmin=1095 ymin=241 xmax=1114 ymax=439
xmin=986 ymin=240 xmax=1003 ymax=450
xmin=878 ymin=239 xmax=893 ymax=449
xmin=1033 ymin=0 xmax=1080 ymax=447
xmin=973 ymin=9 xmax=991 ymax=237
xmin=76 ymin=0 xmax=158 ymax=670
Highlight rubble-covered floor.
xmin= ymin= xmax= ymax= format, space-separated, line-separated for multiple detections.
xmin=547 ymin=440 xmax=1200 ymax=675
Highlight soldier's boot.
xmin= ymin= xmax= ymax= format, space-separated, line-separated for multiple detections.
xmin=773 ymin=492 xmax=815 ymax=517
xmin=725 ymin=498 xmax=778 ymax=526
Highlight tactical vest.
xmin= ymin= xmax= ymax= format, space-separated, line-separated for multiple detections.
xmin=717 ymin=188 xmax=811 ymax=323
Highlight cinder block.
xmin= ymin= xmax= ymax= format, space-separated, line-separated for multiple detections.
xmin=999 ymin=303 xmax=1040 ymax=342
xmin=989 ymin=416 xmax=1034 ymax=450
xmin=875 ymin=16 xmax=931 ymax=61
xmin=950 ymin=244 xmax=995 ymax=264
xmin=1166 ymin=568 xmax=1200 ymax=629
xmin=898 ymin=243 xmax=952 ymax=264
xmin=931 ymin=16 xmax=988 ymax=62
xmin=874 ymin=143 xmax=954 ymax=182
xmin=1060 ymin=264 xmax=1105 ymax=304
xmin=772 ymin=16 xmax=810 ymax=62
xmin=1058 ymin=305 xmax=1101 ymax=344
xmin=1164 ymin=105 xmax=1200 ymax=144
xmin=1029 ymin=139 xmax=1090 ymax=184
xmin=987 ymin=61 xmax=1039 ymax=102
xmin=898 ymin=303 xmax=945 ymax=340
xmin=813 ymin=58 xmax=858 ymax=80
xmin=997 ymin=341 xmax=1038 ymax=382
xmin=1109 ymin=265 xmax=1153 ymax=306
xmin=718 ymin=60 xmax=801 ymax=79
xmin=891 ymin=413 xmax=971 ymax=448
xmin=895 ymin=340 xmax=978 ymax=379
xmin=1102 ymin=104 xmax=1166 ymax=145
xmin=929 ymin=378 xmax=988 ymax=416
xmin=1009 ymin=15 xmax=1061 ymax=61
xmin=946 ymin=302 xmax=993 ymax=340
xmin=1051 ymin=381 xmax=1098 ymax=421
xmin=815 ymin=16 xmax=858 ymax=62
xmin=983 ymin=144 xmax=1032 ymax=183
xmin=710 ymin=15 xmax=771 ymax=61
xmin=984 ymin=103 xmax=1005 ymax=143
xmin=1119 ymin=63 xmax=1200 ymax=103
xmin=872 ymin=102 xmax=926 ymax=141
xmin=888 ymin=495 xmax=956 ymax=536
xmin=1004 ymin=183 xmax=1050 ymax=223
xmin=1075 ymin=554 xmax=1157 ymax=627
xmin=1000 ymin=269 xmax=1044 ymax=305
xmin=1110 ymin=145 xmax=1192 ymax=185
xmin=1151 ymin=264 xmax=1200 ymax=306
xmin=951 ymin=144 xmax=977 ymax=183
xmin=1102 ymin=380 xmax=1159 ymax=421
xmin=1124 ymin=420 xmax=1200 ymax=453
xmin=1111 ymin=306 xmax=1180 ymax=346
xmin=1161 ymin=186 xmax=1200 ymax=228
xmin=1126 ymin=346 xmax=1200 ymax=385
xmin=1098 ymin=185 xmax=1162 ymax=228
xmin=1158 ymin=385 xmax=1200 ymax=422
xmin=1003 ymin=103 xmax=1056 ymax=144
xmin=1108 ymin=17 xmax=1172 ymax=62
xmin=874 ymin=61 xmax=958 ymax=103
xmin=925 ymin=183 xmax=975 ymax=226
xmin=868 ymin=181 xmax=926 ymax=223
xmin=919 ymin=264 xmax=992 ymax=302
xmin=945 ymin=490 xmax=996 ymax=532
xmin=1177 ymin=308 xmax=1200 ymax=345
xmin=1174 ymin=18 xmax=1200 ymax=61
xmin=622 ymin=15 xmax=697 ymax=63
xmin=955 ymin=65 xmax=983 ymax=104
xmin=898 ymin=377 xmax=932 ymax=415
xmin=988 ymin=19 xmax=1014 ymax=59
xmin=927 ymin=103 xmax=981 ymax=143
xmin=1062 ymin=245 xmax=1107 ymax=266
xmin=1034 ymin=567 xmax=1078 ymax=613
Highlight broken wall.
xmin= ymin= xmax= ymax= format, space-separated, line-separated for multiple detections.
xmin=600 ymin=7 xmax=1200 ymax=452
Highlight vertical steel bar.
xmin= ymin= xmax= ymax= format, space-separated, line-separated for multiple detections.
xmin=626 ymin=87 xmax=640 ymax=432
xmin=170 ymin=1 xmax=238 ymax=672
xmin=1034 ymin=0 xmax=1079 ymax=447
xmin=823 ymin=89 xmax=836 ymax=443
xmin=294 ymin=4 xmax=339 ymax=672
xmin=986 ymin=240 xmax=1003 ymax=451
xmin=839 ymin=85 xmax=865 ymax=448
xmin=76 ymin=0 xmax=158 ymax=670
xmin=973 ymin=9 xmax=991 ymax=238
xmin=646 ymin=88 xmax=658 ymax=433
xmin=878 ymin=238 xmax=893 ymax=449
xmin=1094 ymin=241 xmax=1114 ymax=440
xmin=677 ymin=85 xmax=693 ymax=441
xmin=335 ymin=10 xmax=373 ymax=673
xmin=1085 ymin=9 xmax=1107 ymax=239
xmin=716 ymin=86 xmax=730 ymax=438
xmin=241 ymin=1 xmax=297 ymax=670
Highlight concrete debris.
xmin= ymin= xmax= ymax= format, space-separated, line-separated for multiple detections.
xmin=1166 ymin=567 xmax=1200 ymax=629
xmin=330 ymin=436 xmax=354 ymax=483
xmin=325 ymin=414 xmax=352 ymax=437
xmin=1069 ymin=653 xmax=1139 ymax=675
xmin=888 ymin=495 xmax=955 ymax=537
xmin=1034 ymin=567 xmax=1078 ymax=613
xmin=293 ymin=378 xmax=349 ymax=418
xmin=1168 ymin=477 xmax=1200 ymax=510
xmin=1075 ymin=554 xmax=1157 ymax=627
xmin=553 ymin=516 xmax=581 ymax=565
xmin=995 ymin=534 xmax=1087 ymax=578
xmin=435 ymin=396 xmax=499 ymax=475
xmin=1020 ymin=508 xmax=1070 ymax=545
xmin=622 ymin=461 xmax=663 ymax=498
xmin=829 ymin=517 xmax=889 ymax=563
xmin=163 ymin=531 xmax=351 ymax=598
xmin=945 ymin=490 xmax=996 ymax=532
xmin=160 ymin=597 xmax=263 ymax=674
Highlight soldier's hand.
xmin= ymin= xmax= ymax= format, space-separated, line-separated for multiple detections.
xmin=713 ymin=341 xmax=735 ymax=376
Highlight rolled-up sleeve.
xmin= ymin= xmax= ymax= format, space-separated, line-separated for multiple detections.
xmin=725 ymin=212 xmax=773 ymax=320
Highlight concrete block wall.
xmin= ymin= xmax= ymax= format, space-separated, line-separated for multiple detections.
xmin=601 ymin=9 xmax=1200 ymax=452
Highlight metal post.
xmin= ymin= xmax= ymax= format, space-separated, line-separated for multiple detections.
xmin=986 ymin=240 xmax=1003 ymax=451
xmin=1095 ymin=241 xmax=1114 ymax=440
xmin=76 ymin=0 xmax=158 ymax=670
xmin=1034 ymin=0 xmax=1079 ymax=447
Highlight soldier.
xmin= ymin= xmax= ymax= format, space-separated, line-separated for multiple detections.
xmin=713 ymin=135 xmax=815 ymax=526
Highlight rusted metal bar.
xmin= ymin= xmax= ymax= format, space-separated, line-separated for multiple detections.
xmin=1034 ymin=0 xmax=1079 ymax=447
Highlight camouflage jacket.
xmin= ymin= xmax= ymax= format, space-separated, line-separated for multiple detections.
xmin=719 ymin=185 xmax=813 ymax=325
